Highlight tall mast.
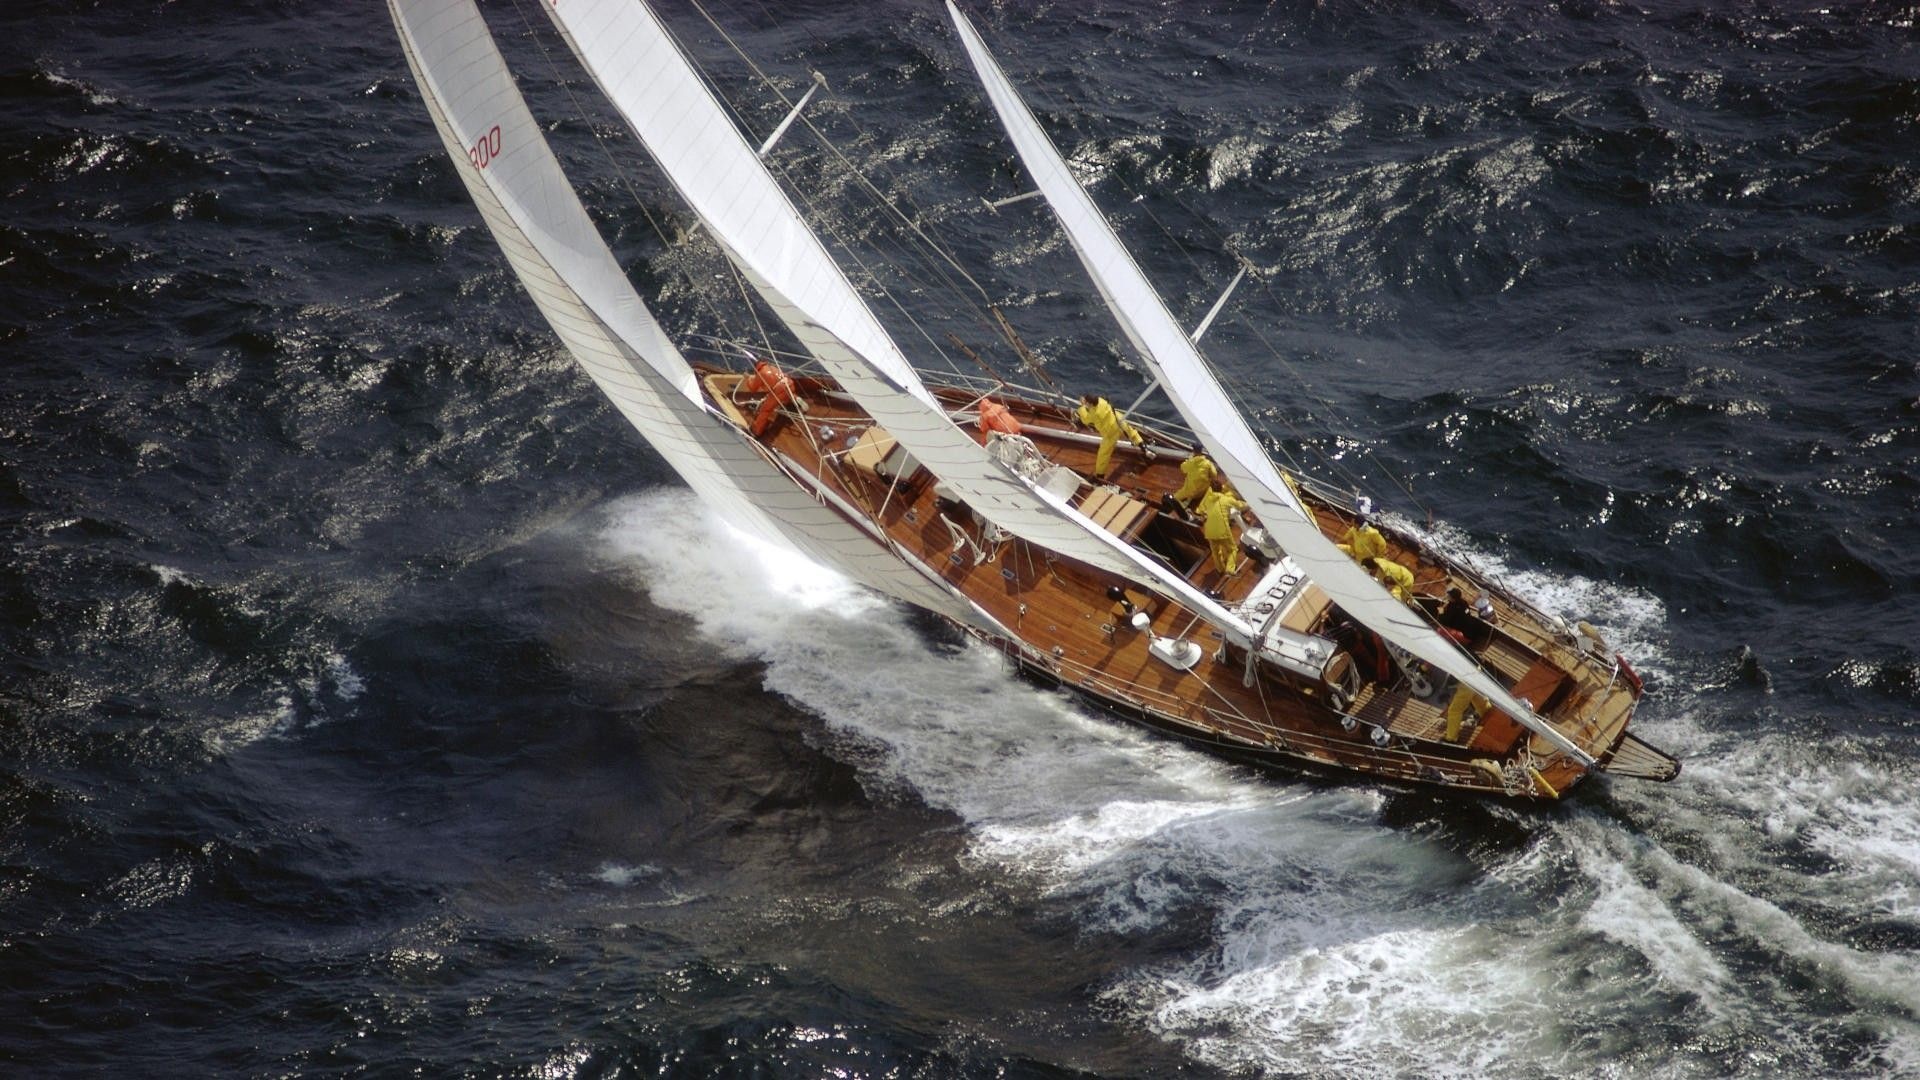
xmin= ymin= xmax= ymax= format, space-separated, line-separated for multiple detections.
xmin=538 ymin=0 xmax=1263 ymax=644
xmin=948 ymin=1 xmax=1593 ymax=764
xmin=387 ymin=0 xmax=990 ymax=627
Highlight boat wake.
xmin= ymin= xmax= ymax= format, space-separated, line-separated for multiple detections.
xmin=598 ymin=490 xmax=1919 ymax=1078
xmin=597 ymin=491 xmax=1260 ymax=828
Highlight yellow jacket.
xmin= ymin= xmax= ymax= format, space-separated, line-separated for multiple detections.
xmin=1339 ymin=522 xmax=1387 ymax=562
xmin=1369 ymin=557 xmax=1415 ymax=601
xmin=1180 ymin=453 xmax=1216 ymax=487
xmin=1198 ymin=488 xmax=1247 ymax=540
xmin=1173 ymin=453 xmax=1217 ymax=503
xmin=1075 ymin=397 xmax=1138 ymax=441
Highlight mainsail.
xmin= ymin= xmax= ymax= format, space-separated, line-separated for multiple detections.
xmin=537 ymin=0 xmax=1261 ymax=640
xmin=948 ymin=2 xmax=1594 ymax=764
xmin=387 ymin=0 xmax=989 ymax=627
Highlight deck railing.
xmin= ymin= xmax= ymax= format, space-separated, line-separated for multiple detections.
xmin=977 ymin=630 xmax=1545 ymax=792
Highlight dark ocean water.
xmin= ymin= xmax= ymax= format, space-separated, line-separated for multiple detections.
xmin=5 ymin=0 xmax=1919 ymax=1075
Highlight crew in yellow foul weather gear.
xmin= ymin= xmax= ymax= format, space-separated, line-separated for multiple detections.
xmin=1075 ymin=393 xmax=1142 ymax=480
xmin=1443 ymin=684 xmax=1491 ymax=742
xmin=1171 ymin=452 xmax=1218 ymax=513
xmin=1337 ymin=518 xmax=1387 ymax=563
xmin=1367 ymin=556 xmax=1416 ymax=602
xmin=1198 ymin=478 xmax=1248 ymax=577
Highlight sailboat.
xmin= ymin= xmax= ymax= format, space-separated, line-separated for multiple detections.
xmin=387 ymin=0 xmax=1679 ymax=801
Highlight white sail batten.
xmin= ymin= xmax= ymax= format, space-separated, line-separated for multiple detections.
xmin=538 ymin=0 xmax=1260 ymax=638
xmin=949 ymin=3 xmax=1593 ymax=764
xmin=388 ymin=0 xmax=990 ymax=627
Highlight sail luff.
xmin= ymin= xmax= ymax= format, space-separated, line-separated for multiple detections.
xmin=538 ymin=0 xmax=933 ymax=405
xmin=388 ymin=0 xmax=995 ymax=628
xmin=537 ymin=0 xmax=1260 ymax=642
xmin=949 ymin=2 xmax=1594 ymax=764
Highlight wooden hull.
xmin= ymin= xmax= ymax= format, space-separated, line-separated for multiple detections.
xmin=695 ymin=362 xmax=1677 ymax=802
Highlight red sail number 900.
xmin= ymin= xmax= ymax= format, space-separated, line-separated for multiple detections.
xmin=468 ymin=125 xmax=502 ymax=169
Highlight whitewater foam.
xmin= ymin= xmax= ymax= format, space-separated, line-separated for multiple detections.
xmin=1567 ymin=824 xmax=1735 ymax=1018
xmin=205 ymin=694 xmax=297 ymax=756
xmin=594 ymin=862 xmax=660 ymax=888
xmin=324 ymin=651 xmax=366 ymax=703
xmin=595 ymin=490 xmax=1321 ymax=869
xmin=593 ymin=492 xmax=1546 ymax=1071
xmin=1114 ymin=871 xmax=1580 ymax=1080
xmin=1406 ymin=518 xmax=1671 ymax=677
xmin=1687 ymin=737 xmax=1920 ymax=922
xmin=45 ymin=69 xmax=118 ymax=106
xmin=593 ymin=489 xmax=1920 ymax=1076
xmin=150 ymin=563 xmax=193 ymax=587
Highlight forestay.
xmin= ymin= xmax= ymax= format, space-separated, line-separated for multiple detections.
xmin=539 ymin=0 xmax=1262 ymax=640
xmin=949 ymin=2 xmax=1593 ymax=764
xmin=388 ymin=0 xmax=991 ymax=627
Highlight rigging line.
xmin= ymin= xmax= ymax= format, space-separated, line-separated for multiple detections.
xmin=685 ymin=0 xmax=1029 ymax=375
xmin=1186 ymin=657 xmax=1259 ymax=729
xmin=1056 ymin=106 xmax=1421 ymax=507
xmin=1225 ymin=284 xmax=1427 ymax=510
xmin=1040 ymin=88 xmax=1420 ymax=510
xmin=789 ymin=398 xmax=832 ymax=492
xmin=751 ymin=114 xmax=1003 ymax=388
xmin=685 ymin=0 xmax=998 ymax=309
xmin=719 ymin=249 xmax=779 ymax=360
xmin=503 ymin=0 xmax=778 ymax=365
xmin=788 ymin=83 xmax=1006 ymax=341
xmin=652 ymin=1 xmax=980 ymax=386
xmin=1111 ymin=140 xmax=1423 ymax=510
xmin=683 ymin=334 xmax=820 ymax=373
xmin=952 ymin=16 xmax=1296 ymax=406
xmin=964 ymin=8 xmax=1425 ymax=512
xmin=754 ymin=118 xmax=979 ymax=384
xmin=698 ymin=0 xmax=1079 ymax=409
xmin=1027 ymin=88 xmax=1325 ymax=470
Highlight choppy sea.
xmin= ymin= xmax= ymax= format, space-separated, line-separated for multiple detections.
xmin=5 ymin=1 xmax=1919 ymax=1076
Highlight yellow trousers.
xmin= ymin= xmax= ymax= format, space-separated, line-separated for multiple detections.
xmin=1091 ymin=422 xmax=1141 ymax=478
xmin=1445 ymin=685 xmax=1491 ymax=742
xmin=1209 ymin=536 xmax=1239 ymax=576
xmin=1094 ymin=430 xmax=1120 ymax=478
xmin=1173 ymin=472 xmax=1210 ymax=508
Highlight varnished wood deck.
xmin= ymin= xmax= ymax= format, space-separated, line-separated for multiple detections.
xmin=702 ymin=368 xmax=1651 ymax=799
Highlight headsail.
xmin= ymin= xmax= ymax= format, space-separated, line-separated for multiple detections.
xmin=388 ymin=0 xmax=989 ymax=627
xmin=538 ymin=0 xmax=1261 ymax=640
xmin=948 ymin=2 xmax=1593 ymax=764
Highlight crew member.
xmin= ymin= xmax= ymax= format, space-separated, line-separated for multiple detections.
xmin=1337 ymin=515 xmax=1387 ymax=563
xmin=977 ymin=398 xmax=1022 ymax=436
xmin=1075 ymin=393 xmax=1142 ymax=481
xmin=1443 ymin=683 xmax=1491 ymax=743
xmin=1171 ymin=451 xmax=1218 ymax=513
xmin=1198 ymin=476 xmax=1248 ymax=578
xmin=742 ymin=358 xmax=798 ymax=437
xmin=1439 ymin=586 xmax=1492 ymax=649
xmin=1367 ymin=556 xmax=1416 ymax=603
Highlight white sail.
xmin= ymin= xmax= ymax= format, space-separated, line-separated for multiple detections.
xmin=949 ymin=2 xmax=1593 ymax=764
xmin=388 ymin=0 xmax=990 ymax=628
xmin=538 ymin=0 xmax=1261 ymax=639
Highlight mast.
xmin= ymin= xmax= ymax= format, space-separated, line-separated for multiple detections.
xmin=387 ymin=0 xmax=991 ymax=628
xmin=948 ymin=2 xmax=1594 ymax=764
xmin=537 ymin=0 xmax=1263 ymax=644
